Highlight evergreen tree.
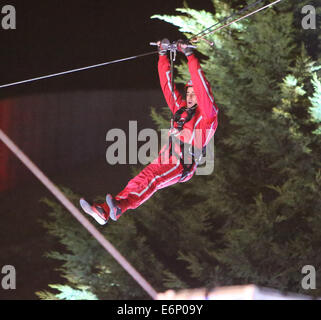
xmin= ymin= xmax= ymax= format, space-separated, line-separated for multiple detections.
xmin=149 ymin=0 xmax=321 ymax=295
xmin=38 ymin=0 xmax=321 ymax=299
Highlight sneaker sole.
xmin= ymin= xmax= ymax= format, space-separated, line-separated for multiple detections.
xmin=80 ymin=198 xmax=107 ymax=225
xmin=106 ymin=194 xmax=117 ymax=221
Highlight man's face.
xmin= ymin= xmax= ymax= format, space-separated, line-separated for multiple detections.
xmin=186 ymin=86 xmax=197 ymax=108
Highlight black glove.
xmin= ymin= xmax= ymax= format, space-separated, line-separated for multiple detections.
xmin=157 ymin=38 xmax=170 ymax=56
xmin=177 ymin=39 xmax=194 ymax=56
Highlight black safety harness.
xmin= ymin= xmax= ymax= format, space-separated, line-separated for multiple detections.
xmin=168 ymin=105 xmax=206 ymax=181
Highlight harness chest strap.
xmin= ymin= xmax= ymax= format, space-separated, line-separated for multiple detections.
xmin=167 ymin=106 xmax=207 ymax=180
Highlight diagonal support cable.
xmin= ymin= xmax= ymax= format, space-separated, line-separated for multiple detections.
xmin=188 ymin=0 xmax=265 ymax=41
xmin=0 ymin=128 xmax=158 ymax=300
xmin=191 ymin=0 xmax=284 ymax=44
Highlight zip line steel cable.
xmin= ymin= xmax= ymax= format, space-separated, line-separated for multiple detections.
xmin=0 ymin=129 xmax=158 ymax=300
xmin=0 ymin=51 xmax=158 ymax=89
xmin=0 ymin=0 xmax=285 ymax=90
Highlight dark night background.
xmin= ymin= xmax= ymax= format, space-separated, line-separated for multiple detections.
xmin=0 ymin=0 xmax=213 ymax=96
xmin=0 ymin=0 xmax=215 ymax=299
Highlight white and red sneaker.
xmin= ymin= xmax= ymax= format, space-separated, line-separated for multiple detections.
xmin=79 ymin=198 xmax=109 ymax=225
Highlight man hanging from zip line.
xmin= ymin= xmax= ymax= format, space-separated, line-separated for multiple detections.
xmin=79 ymin=38 xmax=219 ymax=225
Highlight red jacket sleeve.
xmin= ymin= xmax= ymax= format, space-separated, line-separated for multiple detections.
xmin=158 ymin=55 xmax=186 ymax=114
xmin=187 ymin=54 xmax=218 ymax=121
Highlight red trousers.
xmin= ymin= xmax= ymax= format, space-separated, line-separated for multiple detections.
xmin=114 ymin=146 xmax=197 ymax=214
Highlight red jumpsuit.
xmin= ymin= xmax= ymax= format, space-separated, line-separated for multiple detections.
xmin=113 ymin=54 xmax=218 ymax=214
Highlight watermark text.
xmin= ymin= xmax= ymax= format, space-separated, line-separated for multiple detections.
xmin=106 ymin=121 xmax=215 ymax=176
xmin=1 ymin=265 xmax=16 ymax=290
xmin=301 ymin=5 xmax=317 ymax=30
xmin=1 ymin=5 xmax=16 ymax=30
